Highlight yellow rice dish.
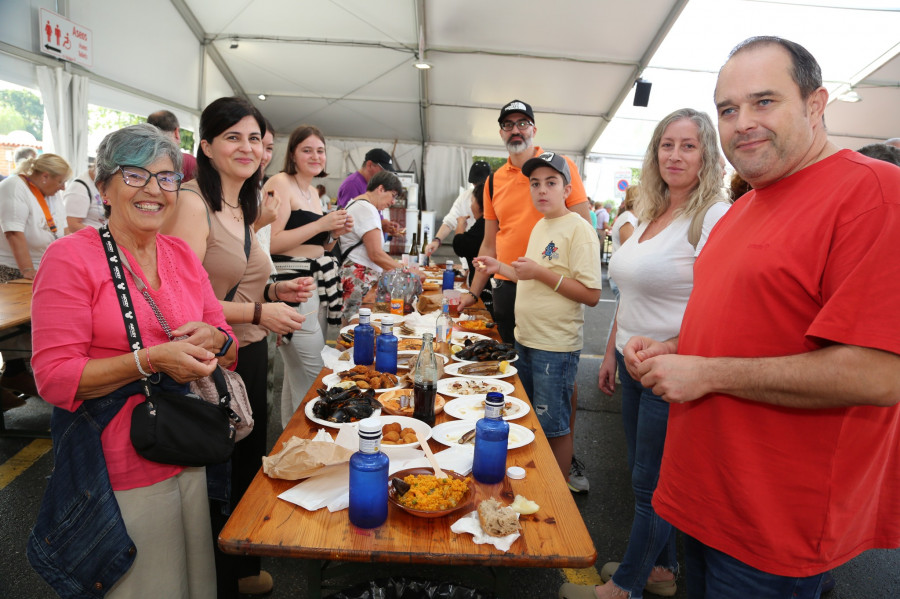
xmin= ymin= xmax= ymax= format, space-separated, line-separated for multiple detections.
xmin=398 ymin=474 xmax=470 ymax=511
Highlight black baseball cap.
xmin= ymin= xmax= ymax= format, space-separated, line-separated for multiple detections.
xmin=498 ymin=99 xmax=535 ymax=125
xmin=468 ymin=161 xmax=492 ymax=185
xmin=365 ymin=148 xmax=396 ymax=172
xmin=522 ymin=151 xmax=571 ymax=184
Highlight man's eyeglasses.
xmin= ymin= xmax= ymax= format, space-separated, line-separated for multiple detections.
xmin=500 ymin=120 xmax=534 ymax=132
xmin=116 ymin=165 xmax=183 ymax=192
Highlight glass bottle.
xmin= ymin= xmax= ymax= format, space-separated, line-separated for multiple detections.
xmin=412 ymin=333 xmax=438 ymax=426
xmin=375 ymin=315 xmax=398 ymax=374
xmin=442 ymin=259 xmax=455 ymax=291
xmin=348 ymin=417 xmax=389 ymax=528
xmin=353 ymin=308 xmax=375 ymax=366
xmin=420 ymin=231 xmax=430 ymax=268
xmin=472 ymin=392 xmax=510 ymax=484
xmin=408 ymin=232 xmax=419 ymax=270
xmin=374 ymin=271 xmax=392 ymax=313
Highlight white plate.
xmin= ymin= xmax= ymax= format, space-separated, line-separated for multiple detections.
xmin=304 ymin=397 xmax=382 ymax=429
xmin=449 ymin=331 xmax=491 ymax=345
xmin=374 ymin=415 xmax=432 ymax=451
xmin=443 ymin=395 xmax=531 ymax=421
xmin=430 ymin=420 xmax=535 ymax=450
xmin=443 ymin=362 xmax=518 ymax=379
xmin=322 ymin=372 xmax=405 ymax=393
xmin=450 ymin=351 xmax=519 ymax=364
xmin=396 ymin=350 xmax=449 ymax=370
xmin=436 ymin=377 xmax=515 ymax=398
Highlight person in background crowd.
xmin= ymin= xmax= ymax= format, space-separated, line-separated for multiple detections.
xmin=884 ymin=137 xmax=900 ymax=149
xmin=0 ymin=153 xmax=71 ymax=404
xmin=594 ymin=200 xmax=610 ymax=234
xmin=563 ymin=108 xmax=730 ymax=599
xmin=64 ymin=157 xmax=106 ymax=232
xmin=458 ymin=98 xmax=593 ymax=493
xmin=13 ymin=146 xmax=37 ymax=171
xmin=339 ymin=170 xmax=403 ymax=322
xmin=316 ymin=184 xmax=331 ymax=212
xmin=336 ymin=147 xmax=395 ymax=208
xmin=263 ymin=125 xmax=353 ymax=428
xmin=627 ymin=36 xmax=900 ymax=599
xmin=607 ymin=185 xmax=639 ymax=300
xmin=729 ymin=171 xmax=753 ymax=200
xmin=423 ymin=160 xmax=492 ymax=257
xmin=147 ymin=110 xmax=197 ymax=182
xmin=30 ymin=124 xmax=235 ymax=598
xmin=857 ymin=142 xmax=900 ymax=166
xmin=163 ymin=97 xmax=314 ymax=598
xmin=452 ymin=181 xmax=486 ymax=286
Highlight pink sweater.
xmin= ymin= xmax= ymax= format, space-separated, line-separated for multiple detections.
xmin=31 ymin=228 xmax=233 ymax=490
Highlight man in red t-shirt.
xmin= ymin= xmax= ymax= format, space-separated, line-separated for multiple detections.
xmin=620 ymin=37 xmax=900 ymax=598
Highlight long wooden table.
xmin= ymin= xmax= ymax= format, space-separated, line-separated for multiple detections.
xmin=219 ymin=304 xmax=597 ymax=598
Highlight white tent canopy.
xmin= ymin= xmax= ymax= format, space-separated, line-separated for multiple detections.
xmin=1 ymin=0 xmax=898 ymax=214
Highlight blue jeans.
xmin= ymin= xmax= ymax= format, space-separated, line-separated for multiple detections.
xmin=612 ymin=350 xmax=677 ymax=598
xmin=515 ymin=342 xmax=579 ymax=438
xmin=685 ymin=536 xmax=824 ymax=599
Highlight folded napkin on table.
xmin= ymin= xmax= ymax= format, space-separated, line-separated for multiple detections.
xmin=322 ymin=345 xmax=353 ymax=373
xmin=451 ymin=510 xmax=521 ymax=551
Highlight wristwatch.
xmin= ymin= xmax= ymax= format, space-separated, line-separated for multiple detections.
xmin=215 ymin=327 xmax=234 ymax=357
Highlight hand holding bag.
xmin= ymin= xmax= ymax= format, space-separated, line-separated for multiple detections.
xmin=100 ymin=225 xmax=236 ymax=466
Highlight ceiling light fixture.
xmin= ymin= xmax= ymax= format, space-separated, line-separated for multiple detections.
xmin=413 ymin=61 xmax=431 ymax=70
xmin=229 ymin=38 xmax=239 ymax=50
xmin=838 ymin=90 xmax=861 ymax=103
xmin=258 ymin=94 xmax=267 ymax=101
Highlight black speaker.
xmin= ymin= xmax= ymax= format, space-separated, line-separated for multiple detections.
xmin=633 ymin=79 xmax=652 ymax=107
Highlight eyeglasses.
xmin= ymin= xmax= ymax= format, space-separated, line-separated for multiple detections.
xmin=116 ymin=165 xmax=183 ymax=192
xmin=500 ymin=120 xmax=534 ymax=131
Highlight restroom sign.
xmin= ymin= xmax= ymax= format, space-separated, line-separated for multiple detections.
xmin=39 ymin=8 xmax=93 ymax=68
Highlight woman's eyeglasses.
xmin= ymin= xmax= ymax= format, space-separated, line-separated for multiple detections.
xmin=116 ymin=165 xmax=183 ymax=192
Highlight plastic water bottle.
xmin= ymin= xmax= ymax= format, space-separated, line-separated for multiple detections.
xmin=442 ymin=260 xmax=455 ymax=291
xmin=375 ymin=316 xmax=398 ymax=374
xmin=412 ymin=333 xmax=439 ymax=426
xmin=472 ymin=392 xmax=509 ymax=484
xmin=353 ymin=308 xmax=375 ymax=366
xmin=435 ymin=298 xmax=452 ymax=345
xmin=348 ymin=417 xmax=389 ymax=528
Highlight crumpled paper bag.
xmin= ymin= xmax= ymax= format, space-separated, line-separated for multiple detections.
xmin=262 ymin=429 xmax=355 ymax=480
xmin=451 ymin=510 xmax=521 ymax=551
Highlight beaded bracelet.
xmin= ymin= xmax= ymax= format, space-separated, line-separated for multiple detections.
xmin=553 ymin=275 xmax=565 ymax=292
xmin=134 ymin=349 xmax=151 ymax=378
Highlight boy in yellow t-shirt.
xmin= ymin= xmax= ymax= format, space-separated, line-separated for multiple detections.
xmin=474 ymin=152 xmax=602 ymax=480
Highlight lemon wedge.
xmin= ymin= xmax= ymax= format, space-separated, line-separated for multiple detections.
xmin=498 ymin=360 xmax=510 ymax=373
xmin=451 ymin=344 xmax=464 ymax=354
xmin=510 ymin=494 xmax=540 ymax=515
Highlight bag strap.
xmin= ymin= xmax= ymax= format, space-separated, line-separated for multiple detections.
xmin=223 ymin=223 xmax=252 ymax=302
xmin=338 ymin=199 xmax=365 ymax=265
xmin=488 ymin=172 xmax=494 ymax=202
xmin=20 ymin=175 xmax=59 ymax=237
xmin=687 ymin=202 xmax=716 ymax=249
xmin=99 ymin=225 xmax=231 ymax=404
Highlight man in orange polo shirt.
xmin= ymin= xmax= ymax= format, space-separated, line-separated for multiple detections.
xmin=459 ymin=99 xmax=591 ymax=342
xmin=460 ymin=100 xmax=593 ymax=494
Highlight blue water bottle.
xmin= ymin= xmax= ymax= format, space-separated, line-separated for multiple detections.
xmin=442 ymin=260 xmax=455 ymax=291
xmin=349 ymin=417 xmax=389 ymax=528
xmin=353 ymin=308 xmax=375 ymax=366
xmin=375 ymin=315 xmax=398 ymax=374
xmin=472 ymin=392 xmax=510 ymax=484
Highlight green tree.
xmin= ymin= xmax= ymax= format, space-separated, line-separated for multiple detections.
xmin=88 ymin=105 xmax=145 ymax=133
xmin=0 ymin=105 xmax=28 ymax=134
xmin=0 ymin=89 xmax=43 ymax=140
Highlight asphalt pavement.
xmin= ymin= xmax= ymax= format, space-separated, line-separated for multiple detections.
xmin=1 ymin=258 xmax=898 ymax=598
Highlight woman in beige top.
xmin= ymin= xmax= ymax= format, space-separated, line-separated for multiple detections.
xmin=162 ymin=97 xmax=314 ymax=597
xmin=263 ymin=125 xmax=353 ymax=428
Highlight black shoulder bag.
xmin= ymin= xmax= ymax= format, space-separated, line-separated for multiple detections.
xmin=99 ymin=226 xmax=235 ymax=467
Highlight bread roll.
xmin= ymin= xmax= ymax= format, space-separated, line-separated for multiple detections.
xmin=477 ymin=498 xmax=520 ymax=537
